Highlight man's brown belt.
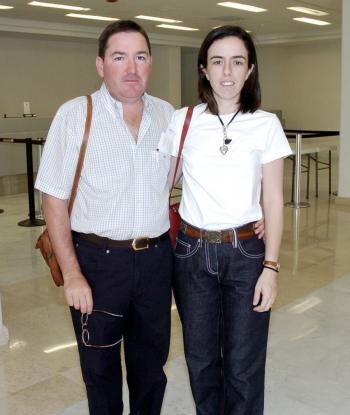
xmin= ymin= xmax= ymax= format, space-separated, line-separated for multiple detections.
xmin=179 ymin=221 xmax=255 ymax=243
xmin=72 ymin=231 xmax=168 ymax=251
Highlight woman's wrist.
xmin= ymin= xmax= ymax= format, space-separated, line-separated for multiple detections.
xmin=262 ymin=260 xmax=280 ymax=272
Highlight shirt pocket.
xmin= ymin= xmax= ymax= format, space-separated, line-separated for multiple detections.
xmin=150 ymin=150 xmax=170 ymax=190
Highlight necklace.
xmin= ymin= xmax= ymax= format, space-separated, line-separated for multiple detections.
xmin=217 ymin=110 xmax=239 ymax=155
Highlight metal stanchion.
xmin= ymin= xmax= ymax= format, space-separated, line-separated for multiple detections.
xmin=18 ymin=138 xmax=45 ymax=227
xmin=36 ymin=139 xmax=44 ymax=219
xmin=285 ymin=133 xmax=310 ymax=208
xmin=0 ymin=294 xmax=9 ymax=346
xmin=292 ymin=208 xmax=300 ymax=274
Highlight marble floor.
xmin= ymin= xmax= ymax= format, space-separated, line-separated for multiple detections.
xmin=1 ymin=159 xmax=350 ymax=414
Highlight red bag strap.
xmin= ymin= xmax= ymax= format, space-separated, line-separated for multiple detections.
xmin=169 ymin=106 xmax=194 ymax=196
xmin=67 ymin=95 xmax=93 ymax=216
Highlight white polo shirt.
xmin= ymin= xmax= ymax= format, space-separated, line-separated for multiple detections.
xmin=158 ymin=104 xmax=292 ymax=230
xmin=35 ymin=83 xmax=174 ymax=239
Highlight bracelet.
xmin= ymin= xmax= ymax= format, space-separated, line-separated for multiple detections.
xmin=263 ymin=260 xmax=280 ymax=272
xmin=263 ymin=265 xmax=279 ymax=273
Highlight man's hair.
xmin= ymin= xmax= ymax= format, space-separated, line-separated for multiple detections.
xmin=197 ymin=25 xmax=261 ymax=114
xmin=98 ymin=20 xmax=152 ymax=58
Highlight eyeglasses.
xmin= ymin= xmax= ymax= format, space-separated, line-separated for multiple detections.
xmin=81 ymin=309 xmax=123 ymax=348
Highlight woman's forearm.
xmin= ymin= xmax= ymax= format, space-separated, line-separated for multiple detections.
xmin=262 ymin=158 xmax=285 ymax=262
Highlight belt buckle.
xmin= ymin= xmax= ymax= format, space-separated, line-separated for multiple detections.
xmin=132 ymin=238 xmax=149 ymax=251
xmin=206 ymin=231 xmax=221 ymax=244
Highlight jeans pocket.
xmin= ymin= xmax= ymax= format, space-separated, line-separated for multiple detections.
xmin=174 ymin=233 xmax=201 ymax=259
xmin=237 ymin=236 xmax=265 ymax=259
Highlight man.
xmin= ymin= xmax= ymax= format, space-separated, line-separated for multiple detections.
xmin=35 ymin=20 xmax=174 ymax=415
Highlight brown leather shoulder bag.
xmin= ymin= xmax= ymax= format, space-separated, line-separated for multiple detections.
xmin=168 ymin=106 xmax=193 ymax=248
xmin=35 ymin=95 xmax=93 ymax=286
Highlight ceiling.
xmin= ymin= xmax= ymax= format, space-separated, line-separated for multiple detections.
xmin=0 ymin=0 xmax=342 ymax=44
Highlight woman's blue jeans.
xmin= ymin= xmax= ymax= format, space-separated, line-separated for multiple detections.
xmin=173 ymin=230 xmax=270 ymax=415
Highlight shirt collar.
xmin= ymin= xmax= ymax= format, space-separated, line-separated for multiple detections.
xmin=99 ymin=83 xmax=150 ymax=118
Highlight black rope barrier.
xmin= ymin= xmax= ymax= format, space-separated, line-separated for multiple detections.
xmin=0 ymin=137 xmax=46 ymax=227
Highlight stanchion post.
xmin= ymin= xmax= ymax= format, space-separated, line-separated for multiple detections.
xmin=36 ymin=139 xmax=44 ymax=218
xmin=285 ymin=133 xmax=310 ymax=208
xmin=18 ymin=138 xmax=45 ymax=227
xmin=0 ymin=294 xmax=9 ymax=346
xmin=27 ymin=138 xmax=35 ymax=221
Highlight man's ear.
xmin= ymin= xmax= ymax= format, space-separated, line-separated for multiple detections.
xmin=96 ymin=56 xmax=104 ymax=78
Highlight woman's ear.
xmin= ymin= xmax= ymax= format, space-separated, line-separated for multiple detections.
xmin=245 ymin=64 xmax=255 ymax=81
xmin=200 ymin=64 xmax=209 ymax=81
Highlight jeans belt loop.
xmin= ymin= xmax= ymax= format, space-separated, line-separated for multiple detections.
xmin=232 ymin=228 xmax=238 ymax=248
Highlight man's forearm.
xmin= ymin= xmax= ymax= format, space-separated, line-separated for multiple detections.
xmin=43 ymin=193 xmax=81 ymax=278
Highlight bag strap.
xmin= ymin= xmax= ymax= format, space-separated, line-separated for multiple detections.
xmin=169 ymin=106 xmax=194 ymax=197
xmin=67 ymin=95 xmax=93 ymax=216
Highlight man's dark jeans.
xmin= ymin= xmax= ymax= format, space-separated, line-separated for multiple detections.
xmin=173 ymin=230 xmax=270 ymax=415
xmin=70 ymin=232 xmax=173 ymax=415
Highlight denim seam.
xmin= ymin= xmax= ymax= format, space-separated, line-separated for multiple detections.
xmin=237 ymin=240 xmax=265 ymax=258
xmin=176 ymin=238 xmax=191 ymax=249
xmin=174 ymin=239 xmax=201 ymax=259
xmin=205 ymin=242 xmax=218 ymax=275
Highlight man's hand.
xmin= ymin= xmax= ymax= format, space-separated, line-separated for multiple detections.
xmin=254 ymin=218 xmax=265 ymax=240
xmin=253 ymin=268 xmax=277 ymax=312
xmin=64 ymin=271 xmax=93 ymax=315
xmin=43 ymin=194 xmax=93 ymax=315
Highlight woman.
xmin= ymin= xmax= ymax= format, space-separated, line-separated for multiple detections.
xmin=159 ymin=26 xmax=291 ymax=414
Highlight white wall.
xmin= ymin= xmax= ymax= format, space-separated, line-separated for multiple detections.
xmin=0 ymin=33 xmax=182 ymax=178
xmin=257 ymin=40 xmax=341 ymax=130
xmin=338 ymin=0 xmax=350 ymax=199
xmin=0 ymin=32 xmax=181 ymax=118
xmin=180 ymin=39 xmax=341 ymax=131
xmin=0 ymin=33 xmax=100 ymax=117
xmin=148 ymin=45 xmax=182 ymax=108
xmin=0 ymin=31 xmax=342 ymax=180
xmin=181 ymin=47 xmax=199 ymax=107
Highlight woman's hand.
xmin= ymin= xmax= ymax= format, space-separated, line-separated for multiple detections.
xmin=254 ymin=218 xmax=265 ymax=240
xmin=253 ymin=268 xmax=278 ymax=312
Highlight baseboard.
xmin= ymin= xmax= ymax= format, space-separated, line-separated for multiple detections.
xmin=0 ymin=174 xmax=28 ymax=196
xmin=335 ymin=196 xmax=350 ymax=206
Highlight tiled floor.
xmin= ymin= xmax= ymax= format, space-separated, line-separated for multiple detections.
xmin=1 ymin=157 xmax=350 ymax=414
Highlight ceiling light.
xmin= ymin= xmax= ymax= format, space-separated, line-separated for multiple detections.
xmin=67 ymin=13 xmax=119 ymax=21
xmin=135 ymin=15 xmax=182 ymax=23
xmin=217 ymin=2 xmax=267 ymax=13
xmin=0 ymin=4 xmax=14 ymax=9
xmin=293 ymin=17 xmax=331 ymax=26
xmin=28 ymin=1 xmax=90 ymax=11
xmin=287 ymin=6 xmax=328 ymax=16
xmin=157 ymin=24 xmax=199 ymax=31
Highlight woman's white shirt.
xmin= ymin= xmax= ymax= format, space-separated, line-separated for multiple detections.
xmin=158 ymin=104 xmax=292 ymax=230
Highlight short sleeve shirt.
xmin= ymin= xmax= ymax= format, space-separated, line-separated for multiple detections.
xmin=158 ymin=104 xmax=292 ymax=229
xmin=35 ymin=83 xmax=174 ymax=239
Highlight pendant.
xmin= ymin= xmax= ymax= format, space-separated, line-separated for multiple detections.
xmin=220 ymin=145 xmax=229 ymax=155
